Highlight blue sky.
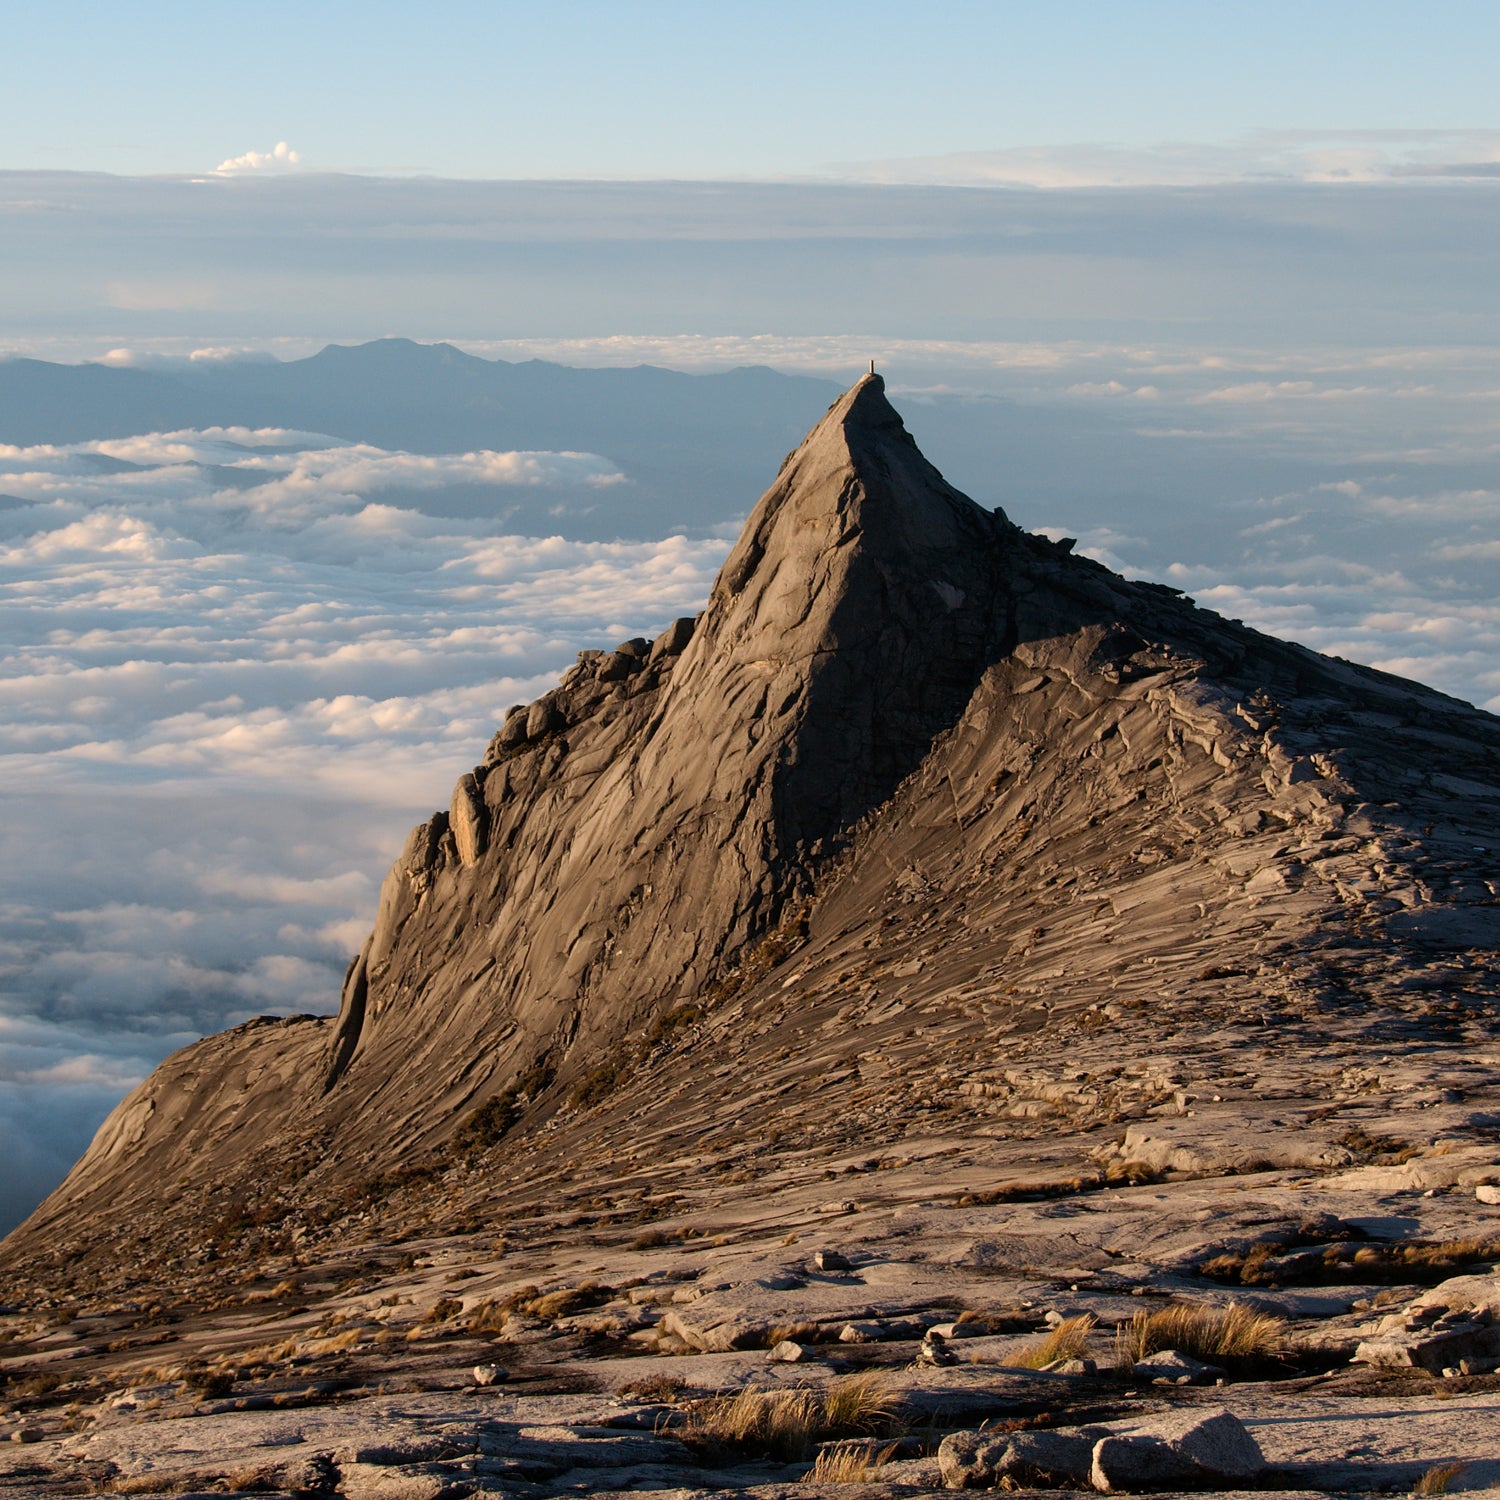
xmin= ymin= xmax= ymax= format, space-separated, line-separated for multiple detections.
xmin=8 ymin=0 xmax=1500 ymax=180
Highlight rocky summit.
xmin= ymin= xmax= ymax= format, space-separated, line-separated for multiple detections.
xmin=3 ymin=377 xmax=1500 ymax=1498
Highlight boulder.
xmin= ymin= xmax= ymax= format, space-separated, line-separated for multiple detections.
xmin=1091 ymin=1407 xmax=1264 ymax=1491
xmin=937 ymin=1429 xmax=1012 ymax=1488
xmin=649 ymin=616 xmax=696 ymax=663
xmin=1091 ymin=1434 xmax=1200 ymax=1492
xmin=1354 ymin=1318 xmax=1500 ymax=1372
xmin=597 ymin=651 xmax=639 ymax=683
xmin=471 ymin=1363 xmax=506 ymax=1386
xmin=768 ymin=1339 xmax=817 ymax=1363
xmin=658 ymin=1308 xmax=769 ymax=1351
xmin=449 ymin=774 xmax=488 ymax=865
xmin=526 ymin=697 xmax=563 ymax=739
xmin=919 ymin=1330 xmax=958 ymax=1367
xmin=1131 ymin=1347 xmax=1225 ymax=1385
xmin=1146 ymin=1407 xmax=1264 ymax=1479
xmin=496 ymin=707 xmax=529 ymax=749
xmin=814 ymin=1249 xmax=852 ymax=1272
xmin=996 ymin=1429 xmax=1097 ymax=1487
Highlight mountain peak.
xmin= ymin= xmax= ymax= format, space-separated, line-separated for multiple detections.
xmin=8 ymin=380 xmax=1499 ymax=1293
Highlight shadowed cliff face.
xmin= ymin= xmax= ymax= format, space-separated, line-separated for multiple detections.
xmin=319 ymin=380 xmax=1014 ymax=1127
xmin=7 ymin=377 xmax=1499 ymax=1279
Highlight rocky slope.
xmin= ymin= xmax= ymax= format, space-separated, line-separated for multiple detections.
xmin=2 ymin=377 xmax=1500 ymax=1497
xmin=7 ymin=372 xmax=1499 ymax=1282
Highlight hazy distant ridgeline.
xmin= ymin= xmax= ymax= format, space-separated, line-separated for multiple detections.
xmin=0 ymin=342 xmax=840 ymax=541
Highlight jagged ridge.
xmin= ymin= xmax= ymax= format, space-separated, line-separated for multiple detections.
xmin=6 ymin=376 xmax=1499 ymax=1287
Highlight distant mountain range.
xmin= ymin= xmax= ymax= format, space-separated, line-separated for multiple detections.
xmin=0 ymin=338 xmax=1320 ymax=549
xmin=0 ymin=340 xmax=843 ymax=540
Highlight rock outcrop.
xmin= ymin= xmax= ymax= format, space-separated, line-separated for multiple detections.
xmin=4 ymin=374 xmax=1498 ymax=1295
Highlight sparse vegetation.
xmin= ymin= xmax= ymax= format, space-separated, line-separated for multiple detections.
xmin=630 ymin=1225 xmax=702 ymax=1249
xmin=1011 ymin=1313 xmax=1097 ymax=1369
xmin=1414 ymin=1462 xmax=1466 ymax=1495
xmin=1116 ymin=1303 xmax=1289 ymax=1372
xmin=567 ymin=1061 xmax=622 ymax=1109
xmin=680 ymin=1372 xmax=900 ymax=1462
xmin=420 ymin=1296 xmax=465 ymax=1325
xmin=524 ymin=1281 xmax=614 ymax=1319
xmin=452 ymin=1062 xmax=555 ymax=1154
xmin=1104 ymin=1159 xmax=1160 ymax=1186
xmin=766 ymin=1321 xmax=821 ymax=1347
xmin=186 ymin=1369 xmax=235 ymax=1400
xmin=1204 ymin=1233 xmax=1500 ymax=1287
xmin=809 ymin=1439 xmax=900 ymax=1483
xmin=1340 ymin=1127 xmax=1418 ymax=1164
xmin=615 ymin=1372 xmax=684 ymax=1403
xmin=640 ymin=1002 xmax=704 ymax=1056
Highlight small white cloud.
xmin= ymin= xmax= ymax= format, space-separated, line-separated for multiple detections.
xmin=214 ymin=140 xmax=302 ymax=175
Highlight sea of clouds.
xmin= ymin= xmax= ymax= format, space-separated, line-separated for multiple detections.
xmin=0 ymin=426 xmax=727 ymax=1227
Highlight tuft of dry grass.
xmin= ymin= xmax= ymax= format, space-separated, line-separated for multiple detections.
xmin=615 ymin=1372 xmax=684 ymax=1403
xmin=1206 ymin=1231 xmax=1500 ymax=1289
xmin=1116 ymin=1302 xmax=1288 ymax=1372
xmin=809 ymin=1439 xmax=900 ymax=1483
xmin=680 ymin=1372 xmax=900 ymax=1462
xmin=682 ymin=1385 xmax=821 ymax=1460
xmin=420 ymin=1295 xmax=465 ymax=1325
xmin=466 ymin=1297 xmax=507 ymax=1333
xmin=821 ymin=1371 xmax=898 ymax=1432
xmin=1414 ymin=1462 xmax=1465 ymax=1495
xmin=521 ymin=1281 xmax=615 ymax=1320
xmin=766 ymin=1321 xmax=821 ymax=1347
xmin=1011 ymin=1313 xmax=1097 ymax=1370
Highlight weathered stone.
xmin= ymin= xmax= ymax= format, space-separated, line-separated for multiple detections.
xmin=596 ymin=651 xmax=638 ymax=683
xmin=449 ymin=774 xmax=488 ymax=866
xmin=496 ymin=707 xmax=529 ymax=748
xmin=527 ymin=696 xmax=564 ymax=738
xmin=658 ymin=1309 xmax=770 ymax=1351
xmin=471 ymin=1363 xmax=506 ymax=1386
xmin=1355 ymin=1319 xmax=1500 ymax=1372
xmin=1132 ymin=1347 xmax=1225 ymax=1384
xmin=1476 ymin=1184 xmax=1500 ymax=1205
xmin=649 ymin=615 xmax=697 ymax=664
xmin=838 ymin=1319 xmax=884 ymax=1342
xmin=995 ymin=1428 xmax=1097 ymax=1486
xmin=814 ymin=1249 xmax=852 ymax=1272
xmin=340 ymin=1463 xmax=455 ymax=1500
xmin=768 ymin=1339 xmax=817 ymax=1362
xmin=937 ymin=1428 xmax=1013 ymax=1488
xmin=919 ymin=1331 xmax=959 ymax=1367
xmin=1147 ymin=1406 xmax=1264 ymax=1479
xmin=1090 ymin=1433 xmax=1200 ymax=1491
xmin=1091 ymin=1407 xmax=1264 ymax=1491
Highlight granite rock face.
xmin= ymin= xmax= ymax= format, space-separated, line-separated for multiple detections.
xmin=6 ymin=374 xmax=1500 ymax=1284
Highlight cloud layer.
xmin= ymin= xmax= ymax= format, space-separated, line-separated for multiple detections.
xmin=215 ymin=140 xmax=301 ymax=175
xmin=0 ymin=427 xmax=726 ymax=1230
xmin=838 ymin=130 xmax=1500 ymax=188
